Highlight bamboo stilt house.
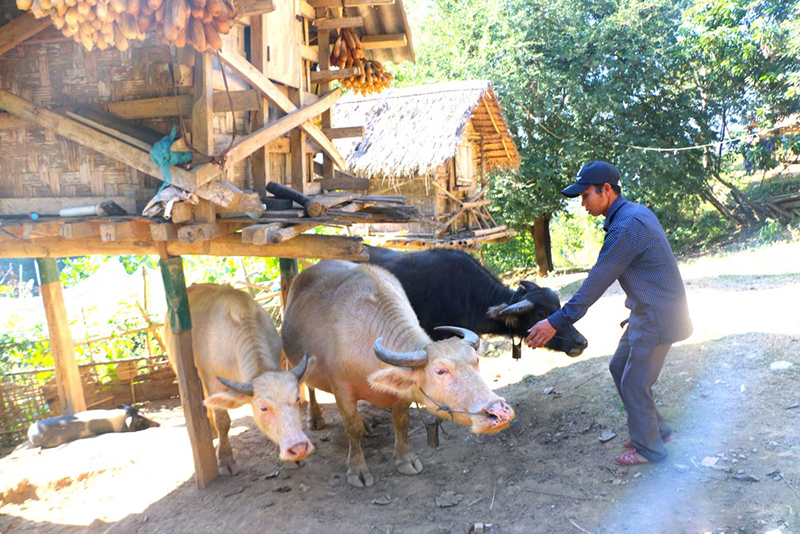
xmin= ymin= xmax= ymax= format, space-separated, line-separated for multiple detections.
xmin=0 ymin=0 xmax=416 ymax=487
xmin=331 ymin=80 xmax=521 ymax=249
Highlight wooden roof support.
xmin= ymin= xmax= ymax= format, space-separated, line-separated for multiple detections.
xmin=0 ymin=232 xmax=368 ymax=260
xmin=159 ymin=255 xmax=218 ymax=489
xmin=215 ymin=48 xmax=347 ymax=172
xmin=192 ymin=89 xmax=342 ymax=183
xmin=0 ymin=13 xmax=52 ymax=57
xmin=313 ymin=17 xmax=365 ymax=30
xmin=192 ymin=51 xmax=214 ymax=164
xmin=360 ymin=33 xmax=407 ymax=50
xmin=37 ymin=257 xmax=87 ymax=416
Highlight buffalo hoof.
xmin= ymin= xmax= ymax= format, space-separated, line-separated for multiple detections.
xmin=218 ymin=459 xmax=240 ymax=476
xmin=308 ymin=415 xmax=326 ymax=431
xmin=346 ymin=467 xmax=374 ymax=488
xmin=282 ymin=459 xmax=305 ymax=470
xmin=395 ymin=455 xmax=423 ymax=475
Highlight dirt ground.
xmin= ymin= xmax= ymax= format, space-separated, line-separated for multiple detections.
xmin=1 ymin=239 xmax=799 ymax=534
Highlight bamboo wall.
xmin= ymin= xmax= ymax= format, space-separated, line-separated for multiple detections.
xmin=0 ymin=5 xmax=250 ymax=214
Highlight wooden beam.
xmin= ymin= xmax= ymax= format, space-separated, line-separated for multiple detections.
xmin=266 ymin=223 xmax=316 ymax=244
xmin=0 ymin=13 xmax=52 ymax=57
xmin=0 ymin=89 xmax=202 ymax=200
xmin=192 ymin=89 xmax=342 ymax=184
xmin=238 ymin=0 xmax=275 ymax=15
xmin=65 ymin=111 xmax=153 ymax=152
xmin=0 ymin=233 xmax=368 ymax=260
xmin=240 ymin=222 xmax=282 ymax=244
xmin=214 ymin=49 xmax=347 ymax=170
xmin=360 ymin=33 xmax=407 ymax=50
xmin=298 ymin=0 xmax=316 ymax=20
xmin=159 ymin=256 xmax=218 ymax=489
xmin=310 ymin=67 xmax=360 ymax=84
xmin=308 ymin=0 xmax=393 ymax=6
xmin=104 ymin=91 xmax=260 ymax=120
xmin=482 ymin=101 xmax=512 ymax=162
xmin=313 ymin=16 xmax=364 ymax=30
xmin=192 ymin=51 xmax=214 ymax=164
xmin=37 ymin=258 xmax=86 ymax=415
xmin=0 ymin=112 xmax=33 ymax=130
xmin=322 ymin=126 xmax=364 ymax=139
xmin=300 ymin=44 xmax=318 ymax=63
xmin=177 ymin=221 xmax=246 ymax=243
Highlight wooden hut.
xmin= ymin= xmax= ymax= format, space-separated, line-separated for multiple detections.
xmin=0 ymin=0 xmax=414 ymax=487
xmin=331 ymin=80 xmax=520 ymax=248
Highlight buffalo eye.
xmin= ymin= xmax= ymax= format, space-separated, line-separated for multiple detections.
xmin=536 ymin=309 xmax=548 ymax=320
xmin=260 ymin=405 xmax=269 ymax=412
xmin=434 ymin=367 xmax=448 ymax=376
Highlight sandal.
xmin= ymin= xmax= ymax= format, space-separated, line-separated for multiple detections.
xmin=623 ymin=434 xmax=673 ymax=449
xmin=615 ymin=449 xmax=650 ymax=466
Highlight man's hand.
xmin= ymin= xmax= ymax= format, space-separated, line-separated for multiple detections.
xmin=525 ymin=319 xmax=556 ymax=349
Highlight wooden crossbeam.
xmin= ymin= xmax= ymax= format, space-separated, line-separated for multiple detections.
xmin=192 ymin=89 xmax=342 ymax=185
xmin=360 ymin=33 xmax=407 ymax=50
xmin=238 ymin=0 xmax=275 ymax=15
xmin=301 ymin=44 xmax=319 ymax=63
xmin=308 ymin=0 xmax=393 ymax=7
xmin=0 ymin=232 xmax=368 ymax=260
xmin=313 ymin=17 xmax=364 ymax=30
xmin=216 ymin=48 xmax=347 ymax=171
xmin=322 ymin=126 xmax=364 ymax=139
xmin=310 ymin=67 xmax=360 ymax=84
xmin=0 ymin=13 xmax=52 ymax=57
xmin=105 ymin=91 xmax=260 ymax=119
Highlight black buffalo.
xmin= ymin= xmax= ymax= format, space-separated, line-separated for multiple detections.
xmin=365 ymin=245 xmax=588 ymax=357
xmin=27 ymin=406 xmax=160 ymax=448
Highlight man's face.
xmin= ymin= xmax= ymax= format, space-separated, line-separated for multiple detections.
xmin=579 ymin=184 xmax=613 ymax=217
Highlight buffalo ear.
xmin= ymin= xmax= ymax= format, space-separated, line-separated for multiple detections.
xmin=519 ymin=280 xmax=539 ymax=292
xmin=204 ymin=392 xmax=250 ymax=410
xmin=367 ymin=368 xmax=418 ymax=396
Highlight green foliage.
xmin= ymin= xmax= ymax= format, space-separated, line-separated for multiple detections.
xmin=758 ymin=218 xmax=787 ymax=243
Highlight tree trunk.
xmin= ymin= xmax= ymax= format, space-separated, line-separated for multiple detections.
xmin=532 ymin=214 xmax=553 ymax=278
xmin=700 ymin=187 xmax=744 ymax=226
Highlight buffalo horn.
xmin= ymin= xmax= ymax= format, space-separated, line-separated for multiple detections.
xmin=290 ymin=353 xmax=310 ymax=381
xmin=434 ymin=326 xmax=480 ymax=350
xmin=496 ymin=300 xmax=536 ymax=317
xmin=217 ymin=376 xmax=254 ymax=397
xmin=373 ymin=337 xmax=428 ymax=368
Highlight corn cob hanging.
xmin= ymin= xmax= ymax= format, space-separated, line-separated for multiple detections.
xmin=329 ymin=27 xmax=392 ymax=95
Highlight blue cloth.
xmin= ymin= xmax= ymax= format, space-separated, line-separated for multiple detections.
xmin=149 ymin=126 xmax=192 ymax=194
xmin=547 ymin=196 xmax=693 ymax=348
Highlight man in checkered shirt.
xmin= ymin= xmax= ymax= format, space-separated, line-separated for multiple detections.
xmin=525 ymin=161 xmax=693 ymax=466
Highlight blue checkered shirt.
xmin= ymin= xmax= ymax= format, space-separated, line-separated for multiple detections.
xmin=548 ymin=196 xmax=693 ymax=348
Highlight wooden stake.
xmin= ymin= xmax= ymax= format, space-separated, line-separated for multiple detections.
xmin=36 ymin=258 xmax=86 ymax=415
xmin=159 ymin=255 xmax=218 ymax=489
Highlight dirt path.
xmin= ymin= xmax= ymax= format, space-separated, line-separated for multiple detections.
xmin=2 ymin=241 xmax=799 ymax=534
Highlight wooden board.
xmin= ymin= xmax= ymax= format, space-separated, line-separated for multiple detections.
xmin=260 ymin=0 xmax=302 ymax=88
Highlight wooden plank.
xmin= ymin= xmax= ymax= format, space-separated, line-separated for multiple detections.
xmin=0 ymin=13 xmax=52 ymax=57
xmin=196 ymin=181 xmax=264 ymax=212
xmin=177 ymin=221 xmax=246 ymax=243
xmin=0 ymin=233 xmax=368 ymax=260
xmin=289 ymin=90 xmax=309 ymax=193
xmin=298 ymin=0 xmax=316 ymax=20
xmin=0 ymin=89 xmax=202 ymax=200
xmin=0 ymin=196 xmax=136 ymax=216
xmin=300 ymin=44 xmax=318 ymax=63
xmin=266 ymin=223 xmax=316 ymax=244
xmin=213 ymin=49 xmax=347 ymax=172
xmin=192 ymin=89 xmax=342 ymax=184
xmin=309 ymin=0 xmax=393 ymax=6
xmin=104 ymin=91 xmax=261 ymax=119
xmin=60 ymin=222 xmax=100 ymax=240
xmin=322 ymin=126 xmax=364 ymax=139
xmin=70 ymin=105 xmax=165 ymax=146
xmin=238 ymin=0 xmax=275 ymax=15
xmin=193 ymin=52 xmax=214 ymax=164
xmin=99 ymin=221 xmax=140 ymax=242
xmin=241 ymin=222 xmax=282 ymax=244
xmin=65 ymin=111 xmax=154 ymax=152
xmin=310 ymin=67 xmax=360 ymax=84
xmin=37 ymin=258 xmax=86 ymax=415
xmin=150 ymin=223 xmax=177 ymax=241
xmin=159 ymin=256 xmax=218 ymax=489
xmin=360 ymin=33 xmax=407 ymax=50
xmin=313 ymin=16 xmax=364 ymax=30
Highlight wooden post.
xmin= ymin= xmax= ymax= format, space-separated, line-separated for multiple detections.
xmin=250 ymin=15 xmax=270 ymax=196
xmin=318 ymin=22 xmax=335 ymax=181
xmin=278 ymin=257 xmax=302 ymax=398
xmin=289 ymin=89 xmax=309 ymax=192
xmin=159 ymin=255 xmax=218 ymax=489
xmin=192 ymin=51 xmax=215 ymax=165
xmin=36 ymin=258 xmax=86 ymax=415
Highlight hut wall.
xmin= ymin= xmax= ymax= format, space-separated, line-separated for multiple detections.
xmin=0 ymin=9 xmax=250 ymax=214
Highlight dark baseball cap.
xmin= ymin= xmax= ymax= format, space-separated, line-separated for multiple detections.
xmin=560 ymin=161 xmax=621 ymax=198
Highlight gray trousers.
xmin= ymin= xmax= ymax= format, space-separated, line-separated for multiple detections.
xmin=609 ymin=328 xmax=672 ymax=462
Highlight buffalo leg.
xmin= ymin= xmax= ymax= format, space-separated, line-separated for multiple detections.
xmin=212 ymin=408 xmax=239 ymax=476
xmin=306 ymin=387 xmax=326 ymax=430
xmin=391 ymin=401 xmax=423 ymax=475
xmin=333 ymin=390 xmax=373 ymax=488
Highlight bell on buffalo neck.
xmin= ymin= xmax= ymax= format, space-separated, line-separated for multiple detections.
xmin=425 ymin=420 xmax=440 ymax=449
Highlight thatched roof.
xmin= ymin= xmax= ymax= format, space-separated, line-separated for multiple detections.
xmin=331 ymin=80 xmax=520 ymax=179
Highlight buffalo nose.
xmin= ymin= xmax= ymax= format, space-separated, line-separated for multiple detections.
xmin=484 ymin=400 xmax=514 ymax=425
xmin=285 ymin=440 xmax=313 ymax=460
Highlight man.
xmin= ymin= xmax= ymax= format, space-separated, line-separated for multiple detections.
xmin=525 ymin=161 xmax=692 ymax=466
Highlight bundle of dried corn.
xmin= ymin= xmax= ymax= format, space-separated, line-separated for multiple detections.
xmin=330 ymin=27 xmax=393 ymax=95
xmin=17 ymin=0 xmax=234 ymax=52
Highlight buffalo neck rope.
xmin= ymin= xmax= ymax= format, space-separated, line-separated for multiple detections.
xmin=414 ymin=387 xmax=493 ymax=449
